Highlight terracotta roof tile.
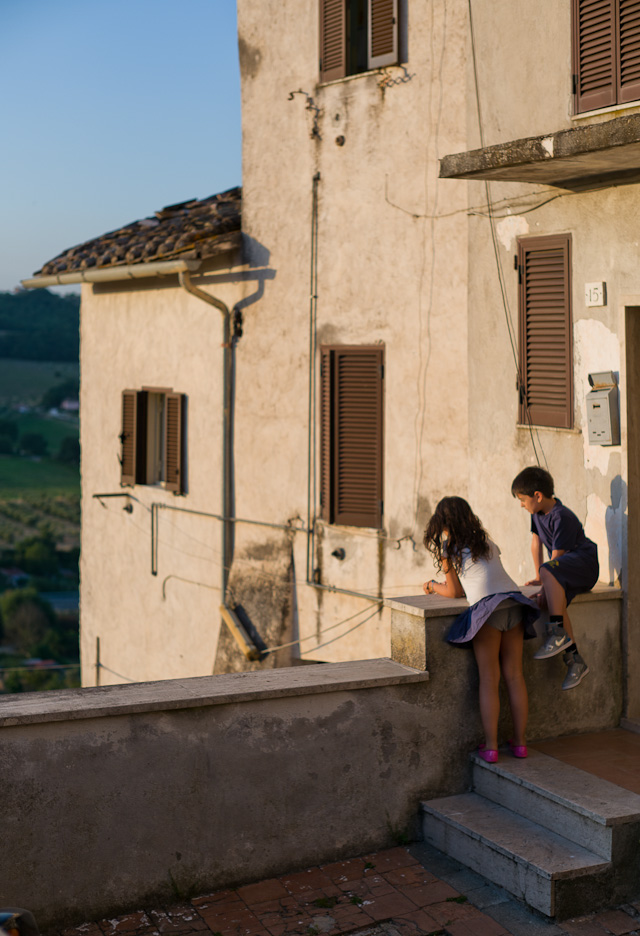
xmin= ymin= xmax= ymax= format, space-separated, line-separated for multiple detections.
xmin=35 ymin=187 xmax=241 ymax=276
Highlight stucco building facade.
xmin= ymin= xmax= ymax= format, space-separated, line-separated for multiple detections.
xmin=23 ymin=1 xmax=640 ymax=718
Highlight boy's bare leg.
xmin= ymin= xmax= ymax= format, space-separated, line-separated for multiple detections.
xmin=539 ymin=567 xmax=574 ymax=641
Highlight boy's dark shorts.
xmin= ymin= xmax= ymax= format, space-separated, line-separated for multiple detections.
xmin=540 ymin=548 xmax=599 ymax=605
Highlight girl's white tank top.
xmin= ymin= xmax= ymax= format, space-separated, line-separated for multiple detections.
xmin=457 ymin=541 xmax=518 ymax=606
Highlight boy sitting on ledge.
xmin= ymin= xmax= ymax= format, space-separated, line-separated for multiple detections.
xmin=511 ymin=466 xmax=599 ymax=690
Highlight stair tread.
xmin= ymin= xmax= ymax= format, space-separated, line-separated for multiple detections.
xmin=421 ymin=792 xmax=610 ymax=880
xmin=474 ymin=749 xmax=640 ymax=826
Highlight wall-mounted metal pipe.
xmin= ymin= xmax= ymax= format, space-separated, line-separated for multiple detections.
xmin=178 ymin=270 xmax=260 ymax=661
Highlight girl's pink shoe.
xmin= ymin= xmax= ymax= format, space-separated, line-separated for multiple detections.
xmin=477 ymin=744 xmax=498 ymax=763
xmin=508 ymin=739 xmax=528 ymax=758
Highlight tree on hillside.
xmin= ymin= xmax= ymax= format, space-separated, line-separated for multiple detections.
xmin=0 ymin=420 xmax=18 ymax=442
xmin=57 ymin=436 xmax=80 ymax=465
xmin=15 ymin=532 xmax=57 ymax=576
xmin=0 ymin=588 xmax=55 ymax=656
xmin=20 ymin=433 xmax=48 ymax=457
xmin=0 ymin=289 xmax=79 ymax=362
xmin=42 ymin=379 xmax=79 ymax=410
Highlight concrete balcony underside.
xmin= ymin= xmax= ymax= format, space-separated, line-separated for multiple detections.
xmin=439 ymin=113 xmax=640 ymax=191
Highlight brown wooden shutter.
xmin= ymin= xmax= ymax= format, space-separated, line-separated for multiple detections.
xmin=320 ymin=349 xmax=332 ymax=521
xmin=320 ymin=0 xmax=346 ymax=82
xmin=573 ymin=0 xmax=617 ymax=112
xmin=164 ymin=392 xmax=184 ymax=494
xmin=617 ymin=0 xmax=640 ymax=101
xmin=518 ymin=235 xmax=573 ymax=430
xmin=368 ymin=0 xmax=398 ymax=69
xmin=333 ymin=347 xmax=383 ymax=528
xmin=120 ymin=390 xmax=138 ymax=486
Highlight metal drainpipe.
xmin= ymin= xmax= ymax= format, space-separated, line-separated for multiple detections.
xmin=178 ymin=270 xmax=259 ymax=660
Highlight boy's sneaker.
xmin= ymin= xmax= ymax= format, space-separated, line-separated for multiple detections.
xmin=533 ymin=624 xmax=572 ymax=659
xmin=562 ymin=651 xmax=589 ymax=690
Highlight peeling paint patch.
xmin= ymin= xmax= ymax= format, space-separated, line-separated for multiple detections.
xmin=496 ymin=215 xmax=529 ymax=252
xmin=541 ymin=136 xmax=554 ymax=157
xmin=574 ymin=319 xmax=621 ymax=473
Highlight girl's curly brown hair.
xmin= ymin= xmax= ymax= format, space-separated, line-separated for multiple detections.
xmin=423 ymin=496 xmax=490 ymax=574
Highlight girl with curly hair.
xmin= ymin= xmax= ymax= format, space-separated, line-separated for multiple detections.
xmin=423 ymin=497 xmax=539 ymax=763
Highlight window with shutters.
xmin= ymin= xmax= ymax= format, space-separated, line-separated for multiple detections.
xmin=320 ymin=0 xmax=399 ymax=83
xmin=120 ymin=387 xmax=186 ymax=494
xmin=573 ymin=0 xmax=640 ymax=114
xmin=517 ymin=235 xmax=573 ymax=430
xmin=320 ymin=346 xmax=384 ymax=528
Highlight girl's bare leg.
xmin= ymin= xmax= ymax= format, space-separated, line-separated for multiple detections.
xmin=499 ymin=623 xmax=528 ymax=747
xmin=539 ymin=567 xmax=574 ymax=641
xmin=472 ymin=623 xmax=502 ymax=750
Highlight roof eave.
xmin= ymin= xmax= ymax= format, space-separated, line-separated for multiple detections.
xmin=21 ymin=258 xmax=203 ymax=290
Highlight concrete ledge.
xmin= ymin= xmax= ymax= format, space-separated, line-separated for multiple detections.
xmin=0 ymin=658 xmax=428 ymax=727
xmin=385 ymin=584 xmax=622 ymax=619
xmin=387 ymin=585 xmax=624 ymax=740
xmin=439 ymin=113 xmax=640 ymax=190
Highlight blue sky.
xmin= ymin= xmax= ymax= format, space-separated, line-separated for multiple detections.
xmin=0 ymin=0 xmax=242 ymax=293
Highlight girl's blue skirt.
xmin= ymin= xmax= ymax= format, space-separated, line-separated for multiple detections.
xmin=446 ymin=591 xmax=540 ymax=647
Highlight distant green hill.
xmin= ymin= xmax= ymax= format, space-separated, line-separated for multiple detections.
xmin=0 ymin=289 xmax=79 ymax=362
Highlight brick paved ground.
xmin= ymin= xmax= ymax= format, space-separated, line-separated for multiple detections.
xmin=47 ymin=845 xmax=640 ymax=936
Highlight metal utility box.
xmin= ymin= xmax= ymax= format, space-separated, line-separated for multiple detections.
xmin=586 ymin=372 xmax=620 ymax=445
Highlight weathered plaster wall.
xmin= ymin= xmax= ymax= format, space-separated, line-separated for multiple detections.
xmin=465 ymin=182 xmax=630 ymax=591
xmin=437 ymin=0 xmax=640 ymax=721
xmin=83 ymin=0 xmax=637 ymax=686
xmin=80 ymin=269 xmax=247 ymax=685
xmin=467 ymin=0 xmax=640 ymax=149
xmin=232 ymin=0 xmax=473 ymax=665
xmin=81 ymin=1 xmax=477 ymax=685
xmin=452 ymin=2 xmax=634 ymax=603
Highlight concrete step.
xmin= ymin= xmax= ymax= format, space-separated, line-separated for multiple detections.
xmin=421 ymin=792 xmax=612 ymax=918
xmin=472 ymin=749 xmax=640 ymax=861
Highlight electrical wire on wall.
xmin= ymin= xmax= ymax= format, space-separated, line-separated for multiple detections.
xmin=467 ymin=0 xmax=548 ymax=471
xmin=411 ymin=0 xmax=449 ymax=531
xmin=307 ymin=172 xmax=320 ymax=586
xmin=384 ymin=176 xmax=573 ymax=223
xmin=94 ymin=495 xmax=421 ymax=595
xmin=93 ymin=599 xmax=384 ymax=685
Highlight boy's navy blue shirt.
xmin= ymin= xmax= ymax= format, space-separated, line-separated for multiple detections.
xmin=530 ymin=498 xmax=596 ymax=559
xmin=530 ymin=499 xmax=599 ymax=604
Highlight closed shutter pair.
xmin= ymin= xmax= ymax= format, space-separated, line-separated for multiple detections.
xmin=320 ymin=0 xmax=399 ymax=82
xmin=574 ymin=0 xmax=640 ymax=112
xmin=517 ymin=235 xmax=573 ymax=430
xmin=120 ymin=390 xmax=184 ymax=493
xmin=320 ymin=347 xmax=384 ymax=528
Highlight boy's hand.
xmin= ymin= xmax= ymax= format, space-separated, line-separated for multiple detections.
xmin=525 ymin=577 xmax=541 ymax=586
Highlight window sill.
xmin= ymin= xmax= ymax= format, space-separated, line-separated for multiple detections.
xmin=318 ymin=65 xmax=403 ymax=89
xmin=319 ymin=521 xmax=383 ymax=535
xmin=571 ymin=100 xmax=640 ymax=122
xmin=516 ymin=423 xmax=581 ymax=434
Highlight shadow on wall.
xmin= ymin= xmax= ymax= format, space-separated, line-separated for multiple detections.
xmin=198 ymin=235 xmax=276 ymax=315
xmin=606 ymin=474 xmax=626 ymax=586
